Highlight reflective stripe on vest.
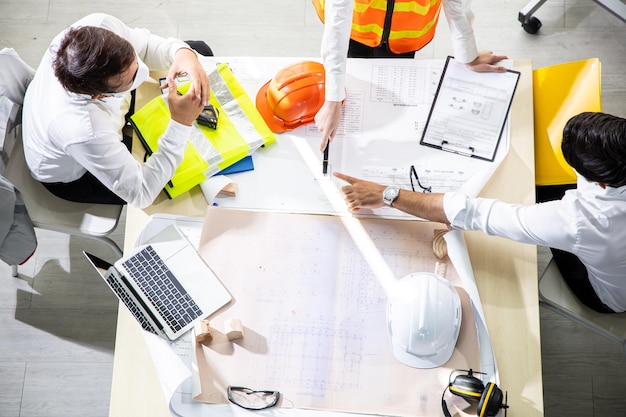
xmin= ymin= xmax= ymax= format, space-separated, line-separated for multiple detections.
xmin=312 ymin=0 xmax=442 ymax=54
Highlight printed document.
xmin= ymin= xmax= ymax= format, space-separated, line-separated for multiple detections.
xmin=197 ymin=57 xmax=517 ymax=219
xmin=420 ymin=56 xmax=520 ymax=161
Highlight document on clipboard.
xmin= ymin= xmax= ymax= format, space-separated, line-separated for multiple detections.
xmin=419 ymin=56 xmax=520 ymax=161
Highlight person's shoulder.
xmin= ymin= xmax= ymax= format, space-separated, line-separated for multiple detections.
xmin=72 ymin=13 xmax=112 ymax=25
xmin=43 ymin=95 xmax=116 ymax=145
xmin=71 ymin=13 xmax=125 ymax=31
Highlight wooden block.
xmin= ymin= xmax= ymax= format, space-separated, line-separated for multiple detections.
xmin=433 ymin=229 xmax=449 ymax=259
xmin=194 ymin=319 xmax=213 ymax=343
xmin=217 ymin=182 xmax=238 ymax=197
xmin=224 ymin=318 xmax=244 ymax=340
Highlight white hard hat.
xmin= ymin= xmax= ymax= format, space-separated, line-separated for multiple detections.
xmin=387 ymin=272 xmax=462 ymax=368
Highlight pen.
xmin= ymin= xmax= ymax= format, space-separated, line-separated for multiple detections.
xmin=322 ymin=143 xmax=329 ymax=175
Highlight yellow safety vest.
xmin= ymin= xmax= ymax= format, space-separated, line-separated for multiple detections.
xmin=313 ymin=0 xmax=443 ymax=54
xmin=131 ymin=64 xmax=276 ymax=199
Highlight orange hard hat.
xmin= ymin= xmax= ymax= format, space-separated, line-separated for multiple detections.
xmin=256 ymin=61 xmax=325 ymax=133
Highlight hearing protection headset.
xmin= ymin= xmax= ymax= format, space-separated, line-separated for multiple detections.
xmin=441 ymin=369 xmax=509 ymax=417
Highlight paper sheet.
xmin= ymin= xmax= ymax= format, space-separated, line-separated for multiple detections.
xmin=420 ymin=57 xmax=520 ymax=161
xmin=200 ymin=57 xmax=514 ymax=219
xmin=140 ymin=330 xmax=194 ymax=402
xmin=200 ymin=175 xmax=234 ymax=205
xmin=133 ymin=211 xmax=497 ymax=417
xmin=191 ymin=207 xmax=481 ymax=417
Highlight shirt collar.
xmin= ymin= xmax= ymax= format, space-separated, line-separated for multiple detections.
xmin=577 ymin=174 xmax=626 ymax=198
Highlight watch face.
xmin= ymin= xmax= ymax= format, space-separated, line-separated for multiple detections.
xmin=384 ymin=186 xmax=399 ymax=205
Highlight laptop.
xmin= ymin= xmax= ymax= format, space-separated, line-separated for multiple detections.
xmin=83 ymin=225 xmax=231 ymax=340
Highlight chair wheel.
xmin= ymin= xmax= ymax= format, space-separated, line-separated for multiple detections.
xmin=522 ymin=16 xmax=542 ymax=34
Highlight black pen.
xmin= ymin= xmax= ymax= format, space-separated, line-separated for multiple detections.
xmin=323 ymin=143 xmax=329 ymax=175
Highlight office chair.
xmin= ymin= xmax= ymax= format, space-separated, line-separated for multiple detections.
xmin=519 ymin=0 xmax=626 ymax=34
xmin=3 ymin=135 xmax=123 ymax=277
xmin=539 ymin=259 xmax=626 ymax=358
xmin=0 ymin=47 xmax=123 ymax=277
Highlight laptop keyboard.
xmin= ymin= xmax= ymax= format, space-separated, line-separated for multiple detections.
xmin=122 ymin=245 xmax=203 ymax=332
xmin=106 ymin=274 xmax=159 ymax=335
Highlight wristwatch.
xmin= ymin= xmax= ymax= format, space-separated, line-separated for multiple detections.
xmin=383 ymin=186 xmax=400 ymax=207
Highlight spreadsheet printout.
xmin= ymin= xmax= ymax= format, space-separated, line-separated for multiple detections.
xmin=420 ymin=57 xmax=520 ymax=161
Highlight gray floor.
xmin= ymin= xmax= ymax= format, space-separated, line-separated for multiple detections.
xmin=1 ymin=0 xmax=626 ymax=416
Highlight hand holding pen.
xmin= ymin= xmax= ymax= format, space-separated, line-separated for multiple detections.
xmin=322 ymin=142 xmax=329 ymax=175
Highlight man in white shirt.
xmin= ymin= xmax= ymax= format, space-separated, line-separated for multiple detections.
xmin=334 ymin=112 xmax=626 ymax=313
xmin=313 ymin=0 xmax=508 ymax=152
xmin=22 ymin=13 xmax=209 ymax=208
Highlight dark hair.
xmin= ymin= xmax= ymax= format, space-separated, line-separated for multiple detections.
xmin=53 ymin=26 xmax=135 ymax=96
xmin=561 ymin=112 xmax=626 ymax=188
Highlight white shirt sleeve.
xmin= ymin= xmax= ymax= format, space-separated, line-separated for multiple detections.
xmin=45 ymin=14 xmax=195 ymax=208
xmin=443 ymin=191 xmax=578 ymax=250
xmin=60 ymin=119 xmax=191 ymax=209
xmin=320 ymin=0 xmax=353 ymax=102
xmin=441 ymin=0 xmax=479 ymax=64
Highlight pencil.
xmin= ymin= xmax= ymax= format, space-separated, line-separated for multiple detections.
xmin=323 ymin=143 xmax=329 ymax=175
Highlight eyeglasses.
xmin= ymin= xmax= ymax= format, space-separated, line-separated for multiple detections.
xmin=227 ymin=385 xmax=280 ymax=410
xmin=409 ymin=165 xmax=431 ymax=193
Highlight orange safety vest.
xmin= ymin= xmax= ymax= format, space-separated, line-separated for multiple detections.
xmin=313 ymin=0 xmax=443 ymax=54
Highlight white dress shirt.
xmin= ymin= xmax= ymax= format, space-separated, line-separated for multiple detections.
xmin=444 ymin=176 xmax=626 ymax=313
xmin=321 ymin=0 xmax=479 ymax=102
xmin=22 ymin=13 xmax=193 ymax=208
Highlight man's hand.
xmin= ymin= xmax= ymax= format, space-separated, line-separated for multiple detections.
xmin=167 ymin=82 xmax=205 ymax=126
xmin=334 ymin=171 xmax=386 ymax=212
xmin=167 ymin=47 xmax=210 ymax=106
xmin=466 ymin=51 xmax=509 ymax=73
xmin=334 ymin=171 xmax=449 ymax=223
xmin=315 ymin=100 xmax=343 ymax=152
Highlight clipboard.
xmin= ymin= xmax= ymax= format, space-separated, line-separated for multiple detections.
xmin=419 ymin=56 xmax=520 ymax=161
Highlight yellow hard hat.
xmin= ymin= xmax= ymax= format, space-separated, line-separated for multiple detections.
xmin=255 ymin=61 xmax=325 ymax=133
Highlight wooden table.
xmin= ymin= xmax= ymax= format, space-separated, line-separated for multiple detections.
xmin=109 ymin=59 xmax=541 ymax=417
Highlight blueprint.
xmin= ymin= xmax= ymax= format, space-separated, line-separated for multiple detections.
xmin=191 ymin=207 xmax=481 ymax=416
xmin=198 ymin=57 xmax=515 ymax=219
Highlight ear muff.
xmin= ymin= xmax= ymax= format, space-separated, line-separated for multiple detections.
xmin=442 ymin=369 xmax=508 ymax=417
xmin=476 ymin=382 xmax=504 ymax=417
xmin=449 ymin=373 xmax=484 ymax=401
